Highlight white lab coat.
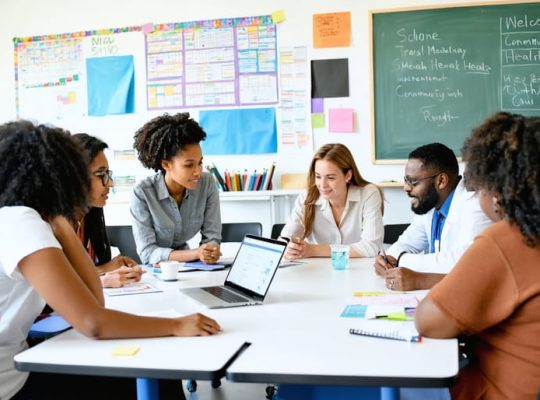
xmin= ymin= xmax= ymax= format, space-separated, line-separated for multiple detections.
xmin=387 ymin=179 xmax=492 ymax=273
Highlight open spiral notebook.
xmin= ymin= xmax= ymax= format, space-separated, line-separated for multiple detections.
xmin=349 ymin=320 xmax=422 ymax=342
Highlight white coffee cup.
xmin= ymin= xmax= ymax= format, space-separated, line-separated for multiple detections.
xmin=160 ymin=261 xmax=179 ymax=281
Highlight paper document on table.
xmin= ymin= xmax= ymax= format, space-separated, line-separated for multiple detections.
xmin=355 ymin=293 xmax=421 ymax=307
xmin=104 ymin=282 xmax=162 ymax=296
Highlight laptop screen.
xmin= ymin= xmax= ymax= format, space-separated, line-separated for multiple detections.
xmin=225 ymin=235 xmax=286 ymax=297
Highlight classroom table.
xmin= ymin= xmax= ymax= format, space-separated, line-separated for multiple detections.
xmin=14 ymin=258 xmax=458 ymax=400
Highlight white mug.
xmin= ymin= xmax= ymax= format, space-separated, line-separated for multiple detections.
xmin=160 ymin=261 xmax=179 ymax=281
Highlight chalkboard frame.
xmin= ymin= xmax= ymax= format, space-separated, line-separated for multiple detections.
xmin=369 ymin=0 xmax=540 ymax=164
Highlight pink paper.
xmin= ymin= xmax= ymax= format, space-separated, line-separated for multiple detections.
xmin=329 ymin=108 xmax=354 ymax=132
xmin=142 ymin=23 xmax=154 ymax=34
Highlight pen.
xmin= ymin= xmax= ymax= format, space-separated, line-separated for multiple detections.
xmin=378 ymin=248 xmax=396 ymax=268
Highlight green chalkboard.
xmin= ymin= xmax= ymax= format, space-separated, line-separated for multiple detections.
xmin=371 ymin=2 xmax=540 ymax=162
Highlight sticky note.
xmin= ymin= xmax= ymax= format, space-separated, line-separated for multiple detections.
xmin=271 ymin=10 xmax=286 ymax=24
xmin=112 ymin=346 xmax=140 ymax=356
xmin=353 ymin=291 xmax=387 ymax=297
xmin=340 ymin=304 xmax=367 ymax=318
xmin=329 ymin=108 xmax=354 ymax=132
xmin=311 ymin=98 xmax=324 ymax=113
xmin=311 ymin=113 xmax=325 ymax=128
xmin=141 ymin=23 xmax=154 ymax=34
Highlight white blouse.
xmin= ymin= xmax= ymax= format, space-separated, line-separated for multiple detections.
xmin=281 ymin=184 xmax=384 ymax=257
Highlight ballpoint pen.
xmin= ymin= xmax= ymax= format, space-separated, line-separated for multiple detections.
xmin=378 ymin=247 xmax=395 ymax=267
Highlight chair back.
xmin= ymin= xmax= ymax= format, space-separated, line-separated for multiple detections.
xmin=221 ymin=222 xmax=262 ymax=242
xmin=106 ymin=225 xmax=142 ymax=264
xmin=383 ymin=224 xmax=410 ymax=245
xmin=271 ymin=223 xmax=285 ymax=239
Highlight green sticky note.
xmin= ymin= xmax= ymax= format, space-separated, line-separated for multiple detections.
xmin=311 ymin=113 xmax=325 ymax=128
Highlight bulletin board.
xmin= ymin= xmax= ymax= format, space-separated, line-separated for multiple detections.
xmin=14 ymin=26 xmax=142 ymax=122
xmin=13 ymin=15 xmax=279 ymax=121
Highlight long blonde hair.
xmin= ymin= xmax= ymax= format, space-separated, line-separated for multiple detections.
xmin=303 ymin=143 xmax=383 ymax=237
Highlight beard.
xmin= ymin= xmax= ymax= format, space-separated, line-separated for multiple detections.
xmin=410 ymin=183 xmax=439 ymax=215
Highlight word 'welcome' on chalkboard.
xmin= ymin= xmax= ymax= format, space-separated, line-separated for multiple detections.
xmin=370 ymin=2 xmax=540 ymax=162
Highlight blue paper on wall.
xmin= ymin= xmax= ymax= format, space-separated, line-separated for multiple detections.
xmin=86 ymin=55 xmax=135 ymax=116
xmin=199 ymin=108 xmax=277 ymax=155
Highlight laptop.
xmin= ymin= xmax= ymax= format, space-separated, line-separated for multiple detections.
xmin=179 ymin=235 xmax=286 ymax=309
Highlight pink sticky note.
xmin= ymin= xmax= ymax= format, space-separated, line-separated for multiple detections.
xmin=329 ymin=108 xmax=354 ymax=133
xmin=141 ymin=23 xmax=154 ymax=34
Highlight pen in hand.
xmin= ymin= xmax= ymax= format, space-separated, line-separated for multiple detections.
xmin=378 ymin=248 xmax=396 ymax=268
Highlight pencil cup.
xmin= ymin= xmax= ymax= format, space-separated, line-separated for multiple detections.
xmin=160 ymin=261 xmax=179 ymax=281
xmin=330 ymin=245 xmax=349 ymax=270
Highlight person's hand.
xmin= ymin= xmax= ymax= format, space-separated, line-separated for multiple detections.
xmin=173 ymin=313 xmax=222 ymax=336
xmin=384 ymin=267 xmax=419 ymax=291
xmin=110 ymin=255 xmax=138 ymax=269
xmin=373 ymin=255 xmax=397 ymax=277
xmin=100 ymin=265 xmax=144 ymax=288
xmin=284 ymin=237 xmax=306 ymax=260
xmin=198 ymin=243 xmax=220 ymax=264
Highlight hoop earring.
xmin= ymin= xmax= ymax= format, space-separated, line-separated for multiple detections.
xmin=492 ymin=197 xmax=501 ymax=215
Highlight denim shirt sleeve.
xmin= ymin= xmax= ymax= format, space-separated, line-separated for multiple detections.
xmin=130 ymin=180 xmax=173 ymax=264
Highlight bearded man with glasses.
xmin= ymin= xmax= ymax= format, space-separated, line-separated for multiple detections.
xmin=374 ymin=142 xmax=491 ymax=291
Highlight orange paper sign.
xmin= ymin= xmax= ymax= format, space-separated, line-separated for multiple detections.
xmin=313 ymin=12 xmax=351 ymax=48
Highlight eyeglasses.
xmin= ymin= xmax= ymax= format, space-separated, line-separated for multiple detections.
xmin=403 ymin=172 xmax=441 ymax=187
xmin=93 ymin=169 xmax=113 ymax=186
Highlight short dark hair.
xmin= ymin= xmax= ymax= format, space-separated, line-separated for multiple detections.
xmin=72 ymin=133 xmax=112 ymax=265
xmin=0 ymin=120 xmax=90 ymax=220
xmin=133 ymin=112 xmax=206 ymax=172
xmin=462 ymin=112 xmax=540 ymax=246
xmin=409 ymin=143 xmax=459 ymax=176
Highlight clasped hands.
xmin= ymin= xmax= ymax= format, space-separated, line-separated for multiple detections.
xmin=198 ymin=242 xmax=221 ymax=264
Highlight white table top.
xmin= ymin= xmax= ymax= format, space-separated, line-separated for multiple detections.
xmin=15 ymin=257 xmax=458 ymax=386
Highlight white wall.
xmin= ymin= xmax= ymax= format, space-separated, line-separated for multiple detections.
xmin=0 ymin=0 xmax=485 ymax=228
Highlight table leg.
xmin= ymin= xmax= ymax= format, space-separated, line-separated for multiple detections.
xmin=381 ymin=387 xmax=399 ymax=400
xmin=136 ymin=378 xmax=159 ymax=400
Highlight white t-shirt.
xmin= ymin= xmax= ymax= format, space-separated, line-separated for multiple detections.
xmin=0 ymin=206 xmax=61 ymax=399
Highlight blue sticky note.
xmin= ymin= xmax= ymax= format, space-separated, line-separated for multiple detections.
xmin=86 ymin=55 xmax=135 ymax=116
xmin=340 ymin=304 xmax=367 ymax=318
xmin=200 ymin=108 xmax=277 ymax=155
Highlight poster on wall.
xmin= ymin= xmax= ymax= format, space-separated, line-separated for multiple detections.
xmin=14 ymin=27 xmax=142 ymax=124
xmin=145 ymin=16 xmax=278 ymax=110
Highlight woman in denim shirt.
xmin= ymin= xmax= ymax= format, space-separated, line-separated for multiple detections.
xmin=131 ymin=113 xmax=221 ymax=265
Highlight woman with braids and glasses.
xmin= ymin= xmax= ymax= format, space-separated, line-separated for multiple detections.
xmin=416 ymin=112 xmax=540 ymax=399
xmin=72 ymin=134 xmax=143 ymax=288
xmin=280 ymin=143 xmax=384 ymax=260
xmin=0 ymin=121 xmax=220 ymax=400
xmin=131 ymin=113 xmax=221 ymax=265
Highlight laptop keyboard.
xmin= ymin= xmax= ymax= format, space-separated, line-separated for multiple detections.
xmin=203 ymin=286 xmax=248 ymax=303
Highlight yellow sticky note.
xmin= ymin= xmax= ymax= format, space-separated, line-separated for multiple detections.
xmin=353 ymin=291 xmax=387 ymax=297
xmin=311 ymin=113 xmax=325 ymax=128
xmin=112 ymin=346 xmax=140 ymax=356
xmin=272 ymin=10 xmax=286 ymax=24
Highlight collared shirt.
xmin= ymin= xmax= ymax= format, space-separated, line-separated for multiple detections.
xmin=130 ymin=171 xmax=221 ymax=264
xmin=281 ymin=184 xmax=384 ymax=257
xmin=430 ymin=187 xmax=456 ymax=253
